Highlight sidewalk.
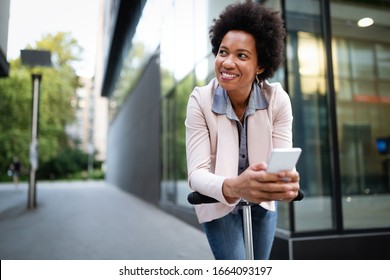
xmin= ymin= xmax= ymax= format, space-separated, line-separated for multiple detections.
xmin=0 ymin=180 xmax=213 ymax=260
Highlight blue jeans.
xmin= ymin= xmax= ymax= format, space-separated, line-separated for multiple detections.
xmin=202 ymin=204 xmax=277 ymax=260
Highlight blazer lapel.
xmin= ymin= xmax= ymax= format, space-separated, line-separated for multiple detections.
xmin=215 ymin=114 xmax=239 ymax=177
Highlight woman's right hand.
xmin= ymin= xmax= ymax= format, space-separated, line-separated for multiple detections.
xmin=222 ymin=162 xmax=300 ymax=204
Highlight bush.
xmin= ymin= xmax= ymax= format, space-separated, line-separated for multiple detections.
xmin=38 ymin=148 xmax=90 ymax=180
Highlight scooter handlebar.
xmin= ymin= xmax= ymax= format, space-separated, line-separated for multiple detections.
xmin=187 ymin=189 xmax=305 ymax=205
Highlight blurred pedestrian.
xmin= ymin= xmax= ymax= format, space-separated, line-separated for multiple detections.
xmin=9 ymin=156 xmax=21 ymax=186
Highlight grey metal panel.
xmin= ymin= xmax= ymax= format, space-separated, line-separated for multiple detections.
xmin=106 ymin=54 xmax=161 ymax=204
xmin=271 ymin=232 xmax=390 ymax=259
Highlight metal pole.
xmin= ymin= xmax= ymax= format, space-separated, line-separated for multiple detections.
xmin=28 ymin=74 xmax=41 ymax=209
xmin=242 ymin=202 xmax=254 ymax=260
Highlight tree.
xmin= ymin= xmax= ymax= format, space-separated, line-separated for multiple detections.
xmin=0 ymin=32 xmax=82 ymax=180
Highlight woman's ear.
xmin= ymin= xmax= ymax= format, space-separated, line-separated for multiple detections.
xmin=257 ymin=67 xmax=265 ymax=75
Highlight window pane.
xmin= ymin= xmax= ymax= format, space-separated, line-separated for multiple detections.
xmin=331 ymin=0 xmax=390 ymax=230
xmin=283 ymin=0 xmax=334 ymax=232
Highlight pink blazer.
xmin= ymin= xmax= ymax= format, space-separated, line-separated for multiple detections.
xmin=185 ymin=78 xmax=293 ymax=223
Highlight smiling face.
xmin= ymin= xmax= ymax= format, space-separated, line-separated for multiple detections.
xmin=215 ymin=30 xmax=263 ymax=98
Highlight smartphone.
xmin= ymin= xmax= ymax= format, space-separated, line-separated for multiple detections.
xmin=267 ymin=148 xmax=302 ymax=173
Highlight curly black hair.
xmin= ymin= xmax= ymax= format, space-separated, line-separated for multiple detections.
xmin=209 ymin=1 xmax=286 ymax=81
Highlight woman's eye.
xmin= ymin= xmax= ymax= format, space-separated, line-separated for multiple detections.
xmin=218 ymin=50 xmax=227 ymax=56
xmin=238 ymin=53 xmax=248 ymax=59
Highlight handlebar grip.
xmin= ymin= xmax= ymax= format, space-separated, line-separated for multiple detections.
xmin=187 ymin=192 xmax=218 ymax=205
xmin=293 ymin=189 xmax=305 ymax=201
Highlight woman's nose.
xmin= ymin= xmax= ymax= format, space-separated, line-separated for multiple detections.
xmin=222 ymin=56 xmax=235 ymax=68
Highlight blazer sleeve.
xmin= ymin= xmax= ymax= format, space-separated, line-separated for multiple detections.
xmin=269 ymin=83 xmax=293 ymax=149
xmin=185 ymin=86 xmax=238 ymax=206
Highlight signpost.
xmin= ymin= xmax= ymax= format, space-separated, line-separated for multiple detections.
xmin=21 ymin=50 xmax=52 ymax=209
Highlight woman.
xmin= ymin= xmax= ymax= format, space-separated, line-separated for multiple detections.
xmin=185 ymin=1 xmax=301 ymax=260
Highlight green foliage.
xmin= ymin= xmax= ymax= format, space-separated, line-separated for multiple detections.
xmin=34 ymin=32 xmax=83 ymax=74
xmin=0 ymin=66 xmax=31 ymax=177
xmin=0 ymin=32 xmax=87 ymax=181
xmin=38 ymin=148 xmax=87 ymax=180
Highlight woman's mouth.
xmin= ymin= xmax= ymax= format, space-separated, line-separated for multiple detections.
xmin=221 ymin=72 xmax=238 ymax=80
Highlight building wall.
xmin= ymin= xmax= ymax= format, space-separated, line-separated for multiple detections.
xmin=93 ymin=0 xmax=108 ymax=163
xmin=0 ymin=0 xmax=10 ymax=77
xmin=105 ymin=53 xmax=161 ymax=204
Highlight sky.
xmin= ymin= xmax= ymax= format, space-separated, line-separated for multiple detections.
xmin=7 ymin=0 xmax=100 ymax=78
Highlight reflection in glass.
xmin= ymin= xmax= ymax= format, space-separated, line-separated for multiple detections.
xmin=331 ymin=0 xmax=390 ymax=230
xmin=285 ymin=30 xmax=333 ymax=232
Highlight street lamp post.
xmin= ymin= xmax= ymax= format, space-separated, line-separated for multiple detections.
xmin=28 ymin=73 xmax=41 ymax=208
xmin=21 ymin=50 xmax=52 ymax=209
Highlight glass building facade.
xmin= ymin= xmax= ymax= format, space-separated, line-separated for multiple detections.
xmin=101 ymin=0 xmax=390 ymax=259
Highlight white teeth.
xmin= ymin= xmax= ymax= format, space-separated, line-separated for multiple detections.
xmin=221 ymin=72 xmax=237 ymax=78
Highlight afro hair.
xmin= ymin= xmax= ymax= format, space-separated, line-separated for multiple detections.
xmin=209 ymin=1 xmax=286 ymax=81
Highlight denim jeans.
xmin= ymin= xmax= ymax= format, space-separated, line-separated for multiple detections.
xmin=202 ymin=204 xmax=277 ymax=260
